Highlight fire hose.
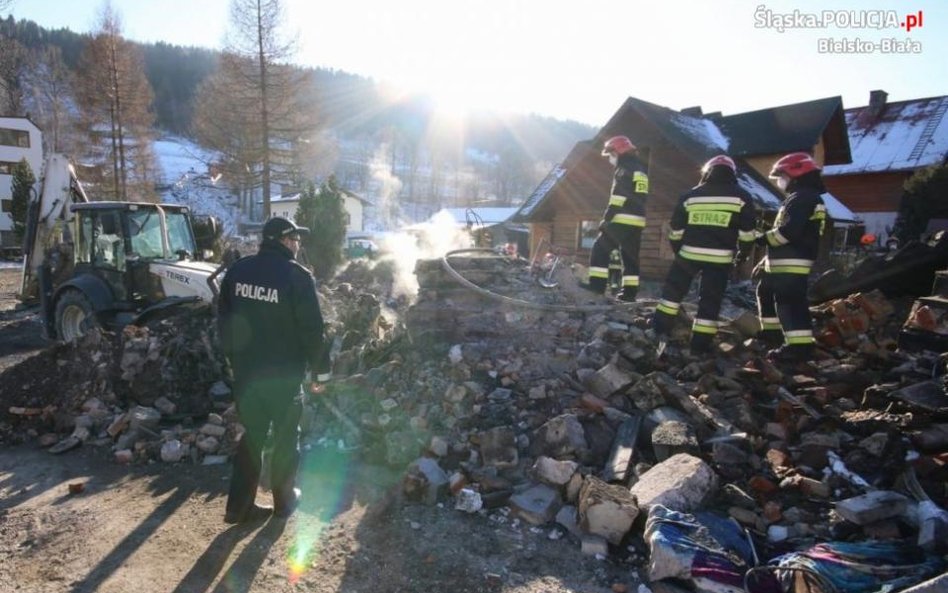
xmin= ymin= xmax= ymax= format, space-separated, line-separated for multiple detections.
xmin=441 ymin=248 xmax=648 ymax=313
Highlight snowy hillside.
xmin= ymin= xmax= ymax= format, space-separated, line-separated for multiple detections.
xmin=153 ymin=137 xmax=241 ymax=236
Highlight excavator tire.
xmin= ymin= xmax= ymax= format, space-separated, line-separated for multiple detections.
xmin=54 ymin=289 xmax=97 ymax=342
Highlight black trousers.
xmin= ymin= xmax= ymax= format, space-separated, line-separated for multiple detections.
xmin=653 ymin=257 xmax=729 ymax=353
xmin=225 ymin=375 xmax=303 ymax=517
xmin=588 ymin=221 xmax=643 ymax=298
xmin=756 ymin=272 xmax=815 ymax=356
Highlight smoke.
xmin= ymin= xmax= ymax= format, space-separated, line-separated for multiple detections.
xmin=379 ymin=210 xmax=474 ymax=302
xmin=371 ymin=144 xmax=403 ymax=229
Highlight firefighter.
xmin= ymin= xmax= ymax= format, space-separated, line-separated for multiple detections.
xmin=583 ymin=135 xmax=649 ymax=302
xmin=755 ymin=152 xmax=827 ymax=363
xmin=652 ymin=155 xmax=757 ymax=353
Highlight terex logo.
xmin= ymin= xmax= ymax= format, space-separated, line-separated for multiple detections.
xmin=164 ymin=270 xmax=191 ymax=284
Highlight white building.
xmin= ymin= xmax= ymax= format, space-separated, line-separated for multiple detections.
xmin=269 ymin=189 xmax=370 ymax=236
xmin=0 ymin=117 xmax=43 ymax=251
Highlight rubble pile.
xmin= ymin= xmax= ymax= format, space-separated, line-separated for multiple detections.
xmin=0 ymin=270 xmax=398 ymax=463
xmin=346 ymin=255 xmax=947 ymax=592
xmin=1 ymin=251 xmax=947 ymax=591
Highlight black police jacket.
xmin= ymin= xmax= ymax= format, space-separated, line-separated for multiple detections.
xmin=218 ymin=240 xmax=331 ymax=382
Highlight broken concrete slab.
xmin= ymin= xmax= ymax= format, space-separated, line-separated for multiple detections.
xmin=479 ymin=426 xmax=519 ymax=468
xmin=835 ymin=490 xmax=910 ymax=526
xmin=532 ymin=456 xmax=578 ymax=486
xmin=651 ymin=421 xmax=699 ymax=463
xmin=530 ymin=414 xmax=588 ymax=460
xmin=508 ymin=483 xmax=561 ymax=526
xmin=583 ymin=361 xmax=642 ymax=399
xmin=578 ymin=475 xmax=639 ymax=545
xmin=602 ymin=414 xmax=642 ymax=483
xmin=629 ymin=453 xmax=718 ymax=512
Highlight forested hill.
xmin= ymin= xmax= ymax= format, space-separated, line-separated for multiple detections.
xmin=1 ymin=16 xmax=597 ymax=164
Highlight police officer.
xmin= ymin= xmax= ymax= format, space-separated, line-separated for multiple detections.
xmin=584 ymin=135 xmax=649 ymax=302
xmin=218 ymin=217 xmax=331 ymax=523
xmin=756 ymin=152 xmax=827 ymax=363
xmin=653 ymin=155 xmax=757 ymax=353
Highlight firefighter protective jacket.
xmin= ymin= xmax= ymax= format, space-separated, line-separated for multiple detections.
xmin=602 ymin=154 xmax=649 ymax=229
xmin=218 ymin=240 xmax=331 ymax=382
xmin=667 ymin=178 xmax=757 ymax=265
xmin=760 ymin=183 xmax=826 ymax=274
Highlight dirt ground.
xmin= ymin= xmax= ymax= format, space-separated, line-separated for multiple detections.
xmin=0 ymin=268 xmax=641 ymax=593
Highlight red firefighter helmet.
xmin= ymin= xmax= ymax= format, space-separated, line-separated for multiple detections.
xmin=769 ymin=152 xmax=820 ymax=179
xmin=701 ymin=155 xmax=736 ymax=174
xmin=601 ymin=135 xmax=636 ymax=157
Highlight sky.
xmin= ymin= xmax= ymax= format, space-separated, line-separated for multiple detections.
xmin=5 ymin=0 xmax=948 ymax=126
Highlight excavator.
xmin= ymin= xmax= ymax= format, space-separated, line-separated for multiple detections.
xmin=19 ymin=154 xmax=223 ymax=341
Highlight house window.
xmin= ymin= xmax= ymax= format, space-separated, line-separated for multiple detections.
xmin=578 ymin=220 xmax=599 ymax=250
xmin=1 ymin=199 xmax=12 ymax=213
xmin=0 ymin=161 xmax=19 ymax=175
xmin=0 ymin=128 xmax=30 ymax=148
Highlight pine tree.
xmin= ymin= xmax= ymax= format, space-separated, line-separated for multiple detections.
xmin=892 ymin=164 xmax=948 ymax=244
xmin=295 ymin=178 xmax=345 ymax=279
xmin=10 ymin=158 xmax=35 ymax=244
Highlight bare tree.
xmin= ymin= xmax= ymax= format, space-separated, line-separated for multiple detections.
xmin=76 ymin=3 xmax=156 ymax=200
xmin=0 ymin=34 xmax=25 ymax=114
xmin=220 ymin=0 xmax=315 ymax=219
xmin=21 ymin=46 xmax=78 ymax=154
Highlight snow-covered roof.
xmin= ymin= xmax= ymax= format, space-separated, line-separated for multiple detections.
xmin=821 ymin=192 xmax=859 ymax=224
xmin=736 ymin=171 xmax=782 ymax=210
xmin=271 ymin=193 xmax=301 ymax=203
xmin=823 ymin=95 xmax=948 ymax=175
xmin=438 ymin=207 xmax=519 ymax=227
xmin=513 ymin=165 xmax=566 ymax=221
xmin=668 ymin=112 xmax=730 ymax=151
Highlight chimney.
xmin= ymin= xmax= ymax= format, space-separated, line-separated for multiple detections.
xmin=868 ymin=90 xmax=888 ymax=118
xmin=680 ymin=106 xmax=703 ymax=117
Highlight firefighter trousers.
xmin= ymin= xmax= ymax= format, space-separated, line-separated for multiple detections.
xmin=226 ymin=375 xmax=303 ymax=518
xmin=588 ymin=220 xmax=643 ymax=300
xmin=756 ymin=272 xmax=815 ymax=356
xmin=653 ymin=257 xmax=729 ymax=353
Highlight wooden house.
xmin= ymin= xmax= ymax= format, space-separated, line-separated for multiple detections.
xmin=513 ymin=96 xmax=856 ymax=280
xmin=822 ymin=90 xmax=948 ymax=243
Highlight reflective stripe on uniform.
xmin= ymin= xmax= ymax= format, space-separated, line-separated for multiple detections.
xmin=785 ymin=329 xmax=815 ymax=345
xmin=622 ymin=275 xmax=639 ymax=287
xmin=760 ymin=317 xmax=782 ymax=331
xmin=609 ymin=195 xmax=627 ymax=207
xmin=668 ymin=228 xmax=684 ymax=241
xmin=679 ymin=245 xmax=734 ymax=264
xmin=684 ymin=196 xmax=745 ymax=212
xmin=656 ymin=299 xmax=680 ymax=316
xmin=811 ymin=205 xmax=827 ymax=236
xmin=766 ymin=228 xmax=790 ymax=247
xmin=765 ymin=257 xmax=814 ymax=274
xmin=612 ymin=213 xmax=646 ymax=227
xmin=588 ymin=266 xmax=609 ymax=279
xmin=738 ymin=230 xmax=757 ymax=242
xmin=692 ymin=318 xmax=719 ymax=335
xmin=633 ymin=171 xmax=649 ymax=193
